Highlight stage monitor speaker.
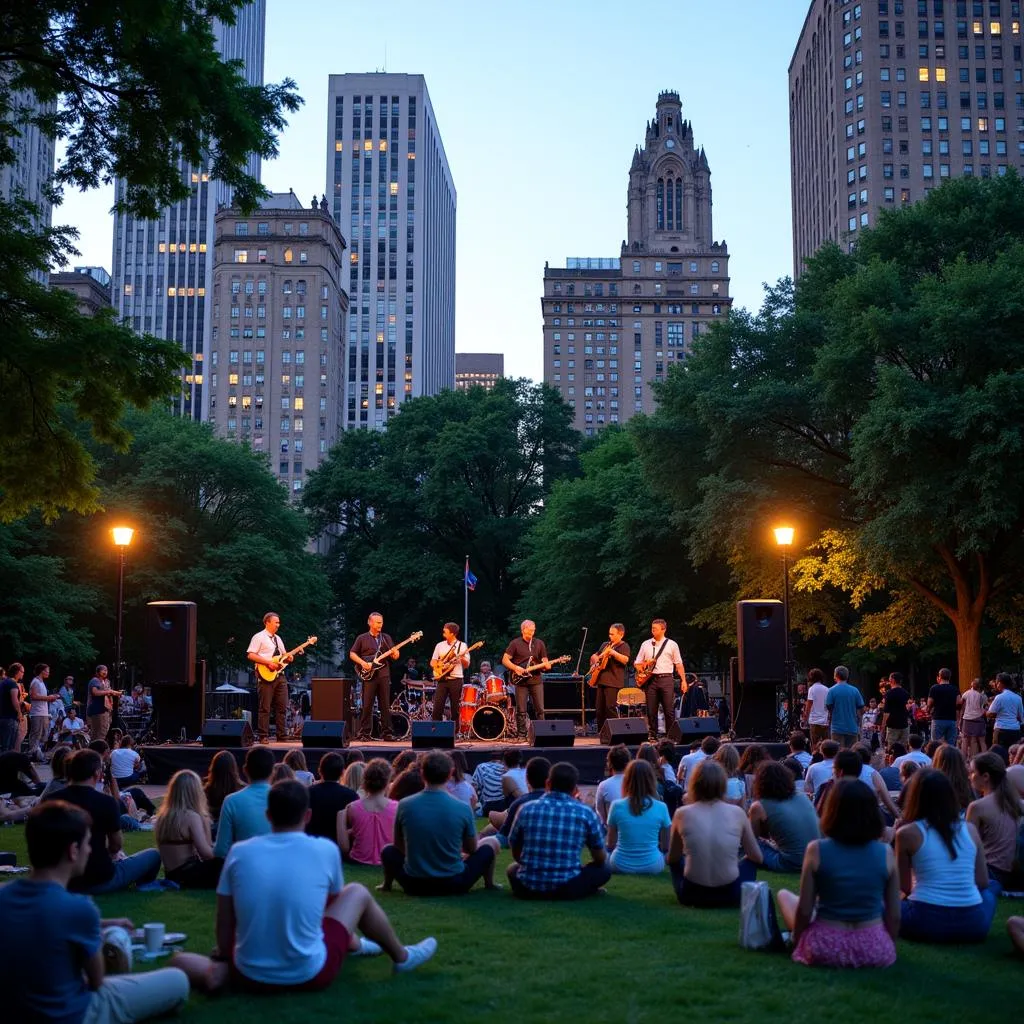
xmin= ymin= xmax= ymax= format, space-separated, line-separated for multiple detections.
xmin=667 ymin=717 xmax=721 ymax=743
xmin=145 ymin=601 xmax=197 ymax=686
xmin=302 ymin=721 xmax=348 ymax=749
xmin=736 ymin=600 xmax=786 ymax=684
xmin=528 ymin=720 xmax=576 ymax=747
xmin=600 ymin=719 xmax=649 ymax=745
xmin=410 ymin=721 xmax=455 ymax=749
xmin=202 ymin=719 xmax=254 ymax=748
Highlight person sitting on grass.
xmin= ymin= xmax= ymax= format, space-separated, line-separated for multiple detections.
xmin=967 ymin=752 xmax=1024 ymax=891
xmin=343 ymin=760 xmax=366 ymax=794
xmin=676 ymin=736 xmax=719 ymax=787
xmin=738 ymin=744 xmax=771 ymax=802
xmin=213 ymin=744 xmax=276 ymax=858
xmin=38 ymin=744 xmax=72 ymax=800
xmin=804 ymin=739 xmax=839 ymax=801
xmin=0 ymin=801 xmax=195 ymax=1022
xmin=472 ymin=750 xmax=507 ymax=816
xmin=507 ymin=761 xmax=610 ymax=900
xmin=893 ymin=732 xmax=932 ymax=769
xmin=337 ymin=758 xmax=397 ymax=867
xmin=0 ymin=748 xmax=44 ymax=800
xmin=87 ymin=739 xmax=156 ymax=819
xmin=895 ymin=768 xmax=998 ymax=943
xmin=932 ymin=743 xmax=974 ymax=814
xmin=878 ymin=743 xmax=906 ymax=792
xmin=776 ymin=778 xmax=900 ymax=968
xmin=389 ymin=764 xmax=425 ymax=801
xmin=59 ymin=706 xmax=88 ymax=743
xmin=306 ymin=750 xmax=359 ymax=843
xmin=42 ymin=749 xmax=161 ymax=894
xmin=445 ymin=751 xmax=478 ymax=811
xmin=501 ymin=747 xmax=528 ymax=805
xmin=269 ymin=762 xmax=295 ymax=785
xmin=494 ymin=756 xmax=551 ymax=848
xmin=174 ymin=779 xmax=438 ymax=994
xmin=203 ymin=750 xmax=243 ymax=839
xmin=155 ymin=769 xmax=223 ymax=889
xmin=789 ymin=732 xmax=812 ymax=774
xmin=813 ymin=749 xmax=862 ymax=814
xmin=595 ymin=745 xmax=630 ymax=826
xmin=284 ymin=749 xmax=315 ymax=786
xmin=380 ymin=751 xmax=501 ymax=896
xmin=713 ymin=743 xmax=746 ymax=806
xmin=667 ymin=759 xmax=762 ymax=908
xmin=748 ymin=760 xmax=821 ymax=872
xmin=851 ymin=742 xmax=901 ymax=820
xmin=109 ymin=734 xmax=144 ymax=786
xmin=607 ymin=760 xmax=670 ymax=875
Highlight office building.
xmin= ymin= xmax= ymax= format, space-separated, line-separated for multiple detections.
xmin=110 ymin=2 xmax=266 ymax=419
xmin=790 ymin=0 xmax=1024 ymax=274
xmin=208 ymin=191 xmax=349 ymax=496
xmin=326 ymin=73 xmax=456 ymax=429
xmin=542 ymin=91 xmax=731 ymax=434
xmin=50 ymin=266 xmax=112 ymax=315
xmin=455 ymin=352 xmax=504 ymax=391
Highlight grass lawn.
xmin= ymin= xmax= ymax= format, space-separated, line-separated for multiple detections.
xmin=2 ymin=826 xmax=1021 ymax=1022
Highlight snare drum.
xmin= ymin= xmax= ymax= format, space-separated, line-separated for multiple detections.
xmin=484 ymin=676 xmax=508 ymax=703
xmin=460 ymin=683 xmax=482 ymax=706
xmin=458 ymin=701 xmax=476 ymax=734
xmin=471 ymin=704 xmax=506 ymax=741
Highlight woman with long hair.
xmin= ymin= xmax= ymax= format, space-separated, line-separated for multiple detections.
xmin=777 ymin=779 xmax=899 ymax=968
xmin=269 ymin=762 xmax=295 ymax=785
xmin=155 ymin=769 xmax=223 ymax=888
xmin=895 ymin=768 xmax=997 ymax=942
xmin=932 ymin=744 xmax=974 ymax=814
xmin=203 ymin=750 xmax=243 ymax=837
xmin=967 ymin=752 xmax=1024 ymax=890
xmin=445 ymin=750 xmax=477 ymax=811
xmin=749 ymin=761 xmax=821 ymax=872
xmin=739 ymin=744 xmax=770 ymax=802
xmin=38 ymin=744 xmax=72 ymax=800
xmin=283 ymin=748 xmax=315 ymax=786
xmin=607 ymin=760 xmax=671 ymax=875
xmin=713 ymin=744 xmax=746 ymax=806
xmin=343 ymin=761 xmax=366 ymax=794
xmin=337 ymin=758 xmax=397 ymax=866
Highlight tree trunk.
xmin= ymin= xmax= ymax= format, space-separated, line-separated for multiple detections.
xmin=953 ymin=612 xmax=983 ymax=693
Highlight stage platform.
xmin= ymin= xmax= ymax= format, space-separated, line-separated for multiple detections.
xmin=141 ymin=738 xmax=788 ymax=786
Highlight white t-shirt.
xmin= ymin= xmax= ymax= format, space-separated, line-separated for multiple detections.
xmin=430 ymin=640 xmax=467 ymax=681
xmin=961 ymin=688 xmax=987 ymax=721
xmin=806 ymin=683 xmax=830 ymax=725
xmin=804 ymin=758 xmax=834 ymax=797
xmin=792 ymin=750 xmax=812 ymax=772
xmin=894 ymin=750 xmax=932 ymax=769
xmin=61 ymin=717 xmax=84 ymax=734
xmin=676 ymin=750 xmax=706 ymax=784
xmin=635 ymin=637 xmax=683 ymax=677
xmin=29 ymin=678 xmax=50 ymax=718
xmin=217 ymin=831 xmax=343 ymax=985
xmin=504 ymin=767 xmax=528 ymax=797
xmin=110 ymin=748 xmax=141 ymax=779
xmin=595 ymin=773 xmax=625 ymax=824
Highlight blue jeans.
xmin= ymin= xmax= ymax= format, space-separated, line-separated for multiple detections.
xmin=757 ymin=839 xmax=803 ymax=873
xmin=0 ymin=718 xmax=18 ymax=752
xmin=899 ymin=883 xmax=998 ymax=943
xmin=931 ymin=719 xmax=957 ymax=744
xmin=83 ymin=849 xmax=162 ymax=895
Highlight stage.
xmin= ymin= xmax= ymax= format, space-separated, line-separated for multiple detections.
xmin=141 ymin=738 xmax=789 ymax=786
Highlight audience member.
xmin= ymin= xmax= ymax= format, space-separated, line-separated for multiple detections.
xmin=656 ymin=740 xmax=678 ymax=785
xmin=501 ymin=748 xmax=528 ymax=804
xmin=0 ymin=748 xmax=43 ymax=798
xmin=284 ymin=749 xmax=315 ymax=786
xmin=789 ymin=732 xmax=812 ymax=773
xmin=712 ymin=743 xmax=746 ymax=806
xmin=269 ymin=763 xmax=295 ymax=785
xmin=338 ymin=758 xmax=397 ymax=867
xmin=203 ymin=750 xmax=243 ymax=838
xmin=748 ymin=761 xmax=821 ymax=872
xmin=0 ymin=663 xmax=25 ymax=753
xmin=781 ymin=756 xmax=807 ymax=782
xmin=445 ymin=751 xmax=478 ymax=811
xmin=932 ymin=744 xmax=974 ymax=813
xmin=60 ymin=706 xmax=87 ymax=742
xmin=928 ymin=668 xmax=961 ymax=746
xmin=471 ymin=751 xmax=507 ymax=815
xmin=26 ymin=663 xmax=58 ymax=763
xmin=607 ymin=760 xmax=670 ymax=875
xmin=813 ymin=749 xmax=861 ymax=814
xmin=777 ymin=779 xmax=899 ymax=968
xmin=496 ymin=757 xmax=551 ymax=848
xmin=676 ymin=735 xmax=719 ymax=787
xmin=880 ymin=671 xmax=913 ymax=750
xmin=305 ymin=751 xmax=358 ymax=842
xmin=1010 ymin=916 xmax=1024 ymax=956
xmin=894 ymin=733 xmax=931 ymax=769
xmin=960 ymin=677 xmax=990 ymax=758
xmin=878 ymin=743 xmax=905 ymax=791
xmin=391 ymin=750 xmax=418 ymax=775
xmin=967 ymin=752 xmax=1024 ymax=890
xmin=389 ymin=766 xmax=425 ymax=801
xmin=595 ymin=745 xmax=630 ymax=825
xmin=804 ymin=668 xmax=830 ymax=748
xmin=155 ymin=769 xmax=223 ymax=889
xmin=213 ymin=745 xmax=275 ymax=858
xmin=851 ymin=743 xmax=900 ymax=819
xmin=39 ymin=744 xmax=72 ymax=800
xmin=804 ymin=740 xmax=839 ymax=801
xmin=988 ymin=673 xmax=1024 ymax=749
xmin=826 ymin=666 xmax=864 ymax=748
xmin=738 ymin=744 xmax=770 ymax=802
xmin=109 ymin=734 xmax=144 ymax=785
xmin=342 ymin=761 xmax=366 ymax=794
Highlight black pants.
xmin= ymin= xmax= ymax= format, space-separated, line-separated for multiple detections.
xmin=357 ymin=674 xmax=392 ymax=739
xmin=433 ymin=680 xmax=463 ymax=721
xmin=595 ymin=687 xmax=619 ymax=731
xmin=258 ymin=678 xmax=287 ymax=740
xmin=165 ymin=856 xmax=224 ymax=890
xmin=515 ymin=681 xmax=544 ymax=735
xmin=645 ymin=675 xmax=676 ymax=738
xmin=380 ymin=843 xmax=494 ymax=895
xmin=508 ymin=861 xmax=611 ymax=900
xmin=119 ymin=787 xmax=156 ymax=815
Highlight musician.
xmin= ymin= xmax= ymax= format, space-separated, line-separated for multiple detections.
xmin=428 ymin=623 xmax=468 ymax=723
xmin=502 ymin=620 xmax=552 ymax=740
xmin=634 ymin=619 xmax=687 ymax=741
xmin=247 ymin=611 xmax=292 ymax=742
xmin=350 ymin=612 xmax=399 ymax=742
xmin=590 ymin=624 xmax=631 ymax=731
xmin=85 ymin=665 xmax=121 ymax=745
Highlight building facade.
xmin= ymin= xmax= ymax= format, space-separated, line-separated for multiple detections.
xmin=790 ymin=0 xmax=1024 ymax=274
xmin=50 ymin=266 xmax=112 ymax=315
xmin=208 ymin=192 xmax=349 ymax=497
xmin=455 ymin=352 xmax=504 ymax=391
xmin=326 ymin=73 xmax=456 ymax=429
xmin=110 ymin=2 xmax=266 ymax=419
xmin=542 ymin=91 xmax=731 ymax=435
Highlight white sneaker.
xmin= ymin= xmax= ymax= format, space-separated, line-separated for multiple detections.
xmin=353 ymin=937 xmax=383 ymax=956
xmin=393 ymin=937 xmax=437 ymax=973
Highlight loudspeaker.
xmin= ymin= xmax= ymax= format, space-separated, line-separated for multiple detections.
xmin=528 ymin=720 xmax=576 ymax=747
xmin=302 ymin=721 xmax=348 ymax=749
xmin=667 ymin=717 xmax=721 ymax=743
xmin=152 ymin=683 xmax=204 ymax=742
xmin=202 ymin=719 xmax=254 ymax=748
xmin=600 ymin=719 xmax=649 ymax=744
xmin=736 ymin=600 xmax=786 ymax=684
xmin=733 ymin=682 xmax=778 ymax=741
xmin=410 ymin=721 xmax=455 ymax=749
xmin=145 ymin=601 xmax=197 ymax=685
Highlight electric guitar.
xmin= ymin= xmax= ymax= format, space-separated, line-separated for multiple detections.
xmin=256 ymin=636 xmax=318 ymax=682
xmin=634 ymin=639 xmax=671 ymax=688
xmin=513 ymin=655 xmax=571 ymax=680
xmin=433 ymin=640 xmax=484 ymax=681
xmin=587 ymin=642 xmax=625 ymax=688
xmin=356 ymin=631 xmax=423 ymax=683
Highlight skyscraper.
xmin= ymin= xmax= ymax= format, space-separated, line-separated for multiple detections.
xmin=110 ymin=2 xmax=266 ymax=419
xmin=326 ymin=73 xmax=456 ymax=429
xmin=789 ymin=0 xmax=1024 ymax=275
xmin=455 ymin=353 xmax=504 ymax=391
xmin=542 ymin=91 xmax=731 ymax=435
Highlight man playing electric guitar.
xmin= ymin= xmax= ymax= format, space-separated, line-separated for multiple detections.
xmin=429 ymin=622 xmax=470 ymax=724
xmin=502 ymin=620 xmax=557 ymax=741
xmin=633 ymin=618 xmax=687 ymax=742
xmin=589 ymin=624 xmax=631 ymax=733
xmin=248 ymin=611 xmax=292 ymax=742
xmin=350 ymin=612 xmax=401 ymax=741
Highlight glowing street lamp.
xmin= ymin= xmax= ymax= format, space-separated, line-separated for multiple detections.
xmin=774 ymin=525 xmax=795 ymax=729
xmin=112 ymin=527 xmax=135 ymax=694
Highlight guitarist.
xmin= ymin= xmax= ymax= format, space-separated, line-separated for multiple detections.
xmin=247 ymin=611 xmax=292 ymax=742
xmin=590 ymin=624 xmax=631 ymax=732
xmin=633 ymin=618 xmax=687 ymax=742
xmin=430 ymin=622 xmax=470 ymax=724
xmin=502 ymin=620 xmax=552 ymax=741
xmin=349 ymin=612 xmax=399 ymax=742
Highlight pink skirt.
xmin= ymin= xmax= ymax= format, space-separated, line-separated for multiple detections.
xmin=792 ymin=921 xmax=896 ymax=968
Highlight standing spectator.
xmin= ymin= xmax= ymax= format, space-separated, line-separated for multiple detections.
xmin=109 ymin=735 xmax=144 ymax=785
xmin=825 ymin=666 xmax=864 ymax=748
xmin=58 ymin=675 xmax=76 ymax=711
xmin=748 ymin=761 xmax=821 ymax=872
xmin=595 ymin=745 xmax=630 ymax=826
xmin=959 ymin=677 xmax=990 ymax=758
xmin=967 ymin=752 xmax=1024 ymax=890
xmin=0 ymin=662 xmax=25 ymax=753
xmin=803 ymin=668 xmax=830 ymax=748
xmin=213 ymin=744 xmax=275 ymax=858
xmin=928 ymin=668 xmax=961 ymax=746
xmin=880 ymin=671 xmax=913 ymax=751
xmin=607 ymin=760 xmax=670 ymax=875
xmin=337 ymin=758 xmax=397 ymax=866
xmin=987 ymin=673 xmax=1024 ymax=749
xmin=804 ymin=740 xmax=840 ymax=801
xmin=85 ymin=665 xmax=119 ymax=744
xmin=26 ymin=663 xmax=58 ymax=763
xmin=508 ymin=761 xmax=610 ymax=900
xmin=305 ymin=752 xmax=357 ymax=841
xmin=203 ymin=750 xmax=243 ymax=838
xmin=155 ymin=769 xmax=223 ymax=889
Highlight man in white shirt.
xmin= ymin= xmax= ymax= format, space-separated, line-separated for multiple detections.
xmin=893 ymin=733 xmax=932 ymax=769
xmin=595 ymin=745 xmax=630 ymax=825
xmin=27 ymin=663 xmax=58 ymax=763
xmin=803 ymin=739 xmax=840 ymax=799
xmin=60 ymin=707 xmax=86 ymax=740
xmin=803 ymin=668 xmax=830 ymax=748
xmin=247 ymin=612 xmax=291 ymax=742
xmin=430 ymin=622 xmax=470 ymax=724
xmin=676 ymin=736 xmax=719 ymax=786
xmin=634 ymin=619 xmax=687 ymax=742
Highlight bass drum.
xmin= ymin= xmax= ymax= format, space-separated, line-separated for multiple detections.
xmin=471 ymin=704 xmax=506 ymax=742
xmin=370 ymin=711 xmax=410 ymax=741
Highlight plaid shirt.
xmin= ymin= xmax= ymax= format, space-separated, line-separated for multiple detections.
xmin=471 ymin=760 xmax=506 ymax=806
xmin=509 ymin=792 xmax=604 ymax=890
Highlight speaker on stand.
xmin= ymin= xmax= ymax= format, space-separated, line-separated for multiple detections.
xmin=734 ymin=601 xmax=786 ymax=741
xmin=145 ymin=602 xmax=203 ymax=741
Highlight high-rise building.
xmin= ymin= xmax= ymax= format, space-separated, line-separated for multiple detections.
xmin=110 ymin=2 xmax=266 ymax=419
xmin=50 ymin=266 xmax=112 ymax=315
xmin=326 ymin=73 xmax=456 ymax=429
xmin=208 ymin=191 xmax=349 ymax=497
xmin=542 ymin=91 xmax=731 ymax=435
xmin=455 ymin=353 xmax=504 ymax=391
xmin=789 ymin=0 xmax=1024 ymax=275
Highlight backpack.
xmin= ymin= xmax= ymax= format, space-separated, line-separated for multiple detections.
xmin=739 ymin=881 xmax=786 ymax=952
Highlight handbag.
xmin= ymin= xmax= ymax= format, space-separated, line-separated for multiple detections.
xmin=739 ymin=881 xmax=786 ymax=952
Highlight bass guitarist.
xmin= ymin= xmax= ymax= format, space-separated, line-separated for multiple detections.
xmin=589 ymin=624 xmax=631 ymax=732
xmin=248 ymin=611 xmax=292 ymax=742
xmin=502 ymin=619 xmax=554 ymax=741
xmin=633 ymin=618 xmax=687 ymax=741
xmin=430 ymin=622 xmax=470 ymax=724
xmin=349 ymin=612 xmax=400 ymax=741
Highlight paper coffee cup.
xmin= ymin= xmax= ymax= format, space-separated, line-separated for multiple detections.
xmin=143 ymin=922 xmax=165 ymax=954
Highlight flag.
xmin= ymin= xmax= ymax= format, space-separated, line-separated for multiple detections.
xmin=464 ymin=560 xmax=478 ymax=591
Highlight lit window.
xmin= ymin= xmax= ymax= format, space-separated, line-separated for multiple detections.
xmin=284 ymin=248 xmax=293 ymax=264
xmin=234 ymin=249 xmax=248 ymax=264
xmin=335 ymin=141 xmax=343 ymax=151
xmin=919 ymin=67 xmax=929 ymax=81
xmin=390 ymin=182 xmax=398 ymax=195
xmin=363 ymin=139 xmax=372 ymax=151
xmin=379 ymin=139 xmax=387 ymax=151
xmin=936 ymin=67 xmax=946 ymax=81
xmin=123 ymin=284 xmax=132 ymax=296
xmin=990 ymin=21 xmax=1001 ymax=34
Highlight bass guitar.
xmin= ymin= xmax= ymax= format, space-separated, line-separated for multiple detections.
xmin=256 ymin=636 xmax=318 ymax=682
xmin=433 ymin=640 xmax=484 ymax=681
xmin=587 ymin=642 xmax=625 ymax=688
xmin=514 ymin=654 xmax=571 ymax=680
xmin=356 ymin=631 xmax=423 ymax=683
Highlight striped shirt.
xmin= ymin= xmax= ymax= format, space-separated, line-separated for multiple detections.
xmin=509 ymin=792 xmax=604 ymax=891
xmin=471 ymin=760 xmax=506 ymax=807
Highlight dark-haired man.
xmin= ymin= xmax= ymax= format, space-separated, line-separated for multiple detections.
xmin=595 ymin=745 xmax=631 ymax=826
xmin=880 ymin=671 xmax=912 ymax=750
xmin=85 ymin=665 xmax=120 ymax=745
xmin=0 ymin=662 xmax=25 ymax=753
xmin=248 ymin=612 xmax=292 ymax=742
xmin=634 ymin=619 xmax=687 ymax=741
xmin=27 ymin=663 xmax=58 ymax=763
xmin=350 ymin=612 xmax=400 ymax=741
xmin=214 ymin=744 xmax=276 ymax=858
xmin=803 ymin=668 xmax=830 ymax=748
xmin=590 ymin=624 xmax=631 ymax=732
xmin=430 ymin=622 xmax=469 ymax=724
xmin=306 ymin=751 xmax=358 ymax=842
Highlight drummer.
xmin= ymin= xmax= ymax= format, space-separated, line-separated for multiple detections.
xmin=430 ymin=622 xmax=470 ymax=723
xmin=480 ymin=661 xmax=512 ymax=705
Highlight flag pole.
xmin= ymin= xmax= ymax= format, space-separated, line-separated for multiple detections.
xmin=463 ymin=555 xmax=470 ymax=644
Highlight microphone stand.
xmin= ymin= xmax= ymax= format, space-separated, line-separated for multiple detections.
xmin=574 ymin=627 xmax=588 ymax=734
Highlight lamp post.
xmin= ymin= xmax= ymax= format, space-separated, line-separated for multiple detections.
xmin=112 ymin=527 xmax=135 ymax=695
xmin=773 ymin=526 xmax=795 ymax=731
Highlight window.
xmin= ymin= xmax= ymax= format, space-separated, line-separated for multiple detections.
xmin=233 ymin=249 xmax=248 ymax=263
xmin=235 ymin=222 xmax=248 ymax=235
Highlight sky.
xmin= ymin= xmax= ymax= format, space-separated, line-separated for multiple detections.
xmin=56 ymin=0 xmax=812 ymax=382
